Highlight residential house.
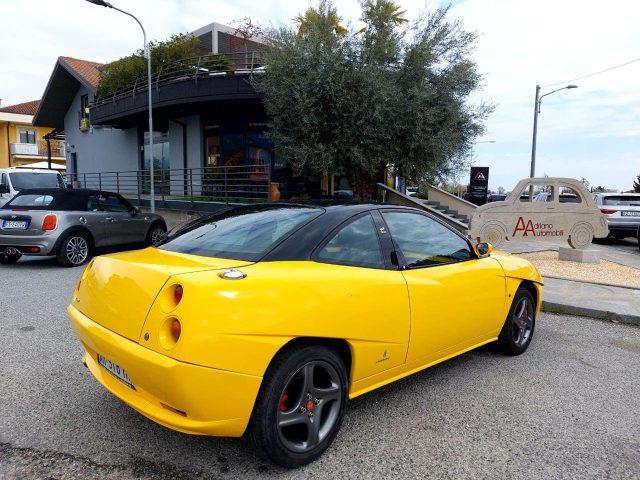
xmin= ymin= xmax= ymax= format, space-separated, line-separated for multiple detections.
xmin=0 ymin=100 xmax=66 ymax=169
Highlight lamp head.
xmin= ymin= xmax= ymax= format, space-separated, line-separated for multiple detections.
xmin=85 ymin=0 xmax=112 ymax=7
xmin=567 ymin=84 xmax=578 ymax=89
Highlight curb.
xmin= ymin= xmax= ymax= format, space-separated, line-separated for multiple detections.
xmin=542 ymin=301 xmax=640 ymax=327
xmin=543 ymin=275 xmax=640 ymax=291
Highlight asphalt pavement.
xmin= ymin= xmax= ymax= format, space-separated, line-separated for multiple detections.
xmin=1 ymin=256 xmax=639 ymax=479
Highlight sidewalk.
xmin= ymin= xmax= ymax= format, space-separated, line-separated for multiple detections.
xmin=542 ymin=277 xmax=640 ymax=326
xmin=498 ymin=239 xmax=640 ymax=326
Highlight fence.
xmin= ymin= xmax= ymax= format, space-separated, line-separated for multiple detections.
xmin=65 ymin=164 xmax=272 ymax=206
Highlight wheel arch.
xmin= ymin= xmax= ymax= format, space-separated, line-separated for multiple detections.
xmin=268 ymin=337 xmax=353 ymax=383
xmin=51 ymin=225 xmax=95 ymax=255
xmin=518 ymin=280 xmax=540 ymax=309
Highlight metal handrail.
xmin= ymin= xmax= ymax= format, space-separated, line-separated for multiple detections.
xmin=64 ymin=164 xmax=273 ymax=206
xmin=94 ymin=50 xmax=264 ymax=108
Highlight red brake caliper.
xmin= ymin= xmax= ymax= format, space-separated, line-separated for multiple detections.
xmin=279 ymin=392 xmax=288 ymax=412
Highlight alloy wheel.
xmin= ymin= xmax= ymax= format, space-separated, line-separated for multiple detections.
xmin=150 ymin=227 xmax=166 ymax=246
xmin=66 ymin=236 xmax=89 ymax=265
xmin=276 ymin=360 xmax=342 ymax=453
xmin=512 ymin=297 xmax=533 ymax=347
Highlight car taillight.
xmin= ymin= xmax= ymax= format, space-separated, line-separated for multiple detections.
xmin=170 ymin=318 xmax=181 ymax=341
xmin=174 ymin=284 xmax=183 ymax=305
xmin=600 ymin=209 xmax=616 ymax=215
xmin=42 ymin=214 xmax=58 ymax=231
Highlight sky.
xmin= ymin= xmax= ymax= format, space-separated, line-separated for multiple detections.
xmin=1 ymin=0 xmax=638 ymax=192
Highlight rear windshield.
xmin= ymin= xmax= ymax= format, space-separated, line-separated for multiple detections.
xmin=7 ymin=194 xmax=54 ymax=208
xmin=160 ymin=207 xmax=322 ymax=261
xmin=9 ymin=172 xmax=64 ymax=190
xmin=2 ymin=191 xmax=89 ymax=211
xmin=602 ymin=195 xmax=640 ymax=207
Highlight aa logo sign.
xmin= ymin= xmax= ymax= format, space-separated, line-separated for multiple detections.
xmin=512 ymin=217 xmax=564 ymax=238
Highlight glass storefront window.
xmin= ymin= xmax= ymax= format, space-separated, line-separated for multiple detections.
xmin=142 ymin=131 xmax=170 ymax=194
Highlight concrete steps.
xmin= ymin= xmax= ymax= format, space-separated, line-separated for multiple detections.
xmin=422 ymin=200 xmax=470 ymax=227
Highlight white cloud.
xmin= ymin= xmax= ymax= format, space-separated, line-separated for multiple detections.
xmin=0 ymin=0 xmax=638 ymax=190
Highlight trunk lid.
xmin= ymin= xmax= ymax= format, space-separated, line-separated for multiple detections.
xmin=0 ymin=210 xmax=50 ymax=237
xmin=74 ymin=247 xmax=251 ymax=341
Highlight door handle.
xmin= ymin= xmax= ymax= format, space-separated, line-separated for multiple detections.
xmin=105 ymin=217 xmax=114 ymax=222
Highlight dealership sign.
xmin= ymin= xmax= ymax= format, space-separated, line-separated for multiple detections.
xmin=468 ymin=167 xmax=489 ymax=206
xmin=468 ymin=177 xmax=609 ymax=249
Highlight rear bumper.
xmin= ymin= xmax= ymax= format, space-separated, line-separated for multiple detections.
xmin=0 ymin=232 xmax=57 ymax=255
xmin=607 ymin=222 xmax=639 ymax=237
xmin=68 ymin=304 xmax=262 ymax=437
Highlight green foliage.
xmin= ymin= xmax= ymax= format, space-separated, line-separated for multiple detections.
xmin=97 ymin=34 xmax=233 ymax=98
xmin=256 ymin=1 xmax=491 ymax=199
xmin=634 ymin=174 xmax=640 ymax=193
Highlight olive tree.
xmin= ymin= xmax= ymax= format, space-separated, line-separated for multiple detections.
xmin=256 ymin=0 xmax=491 ymax=199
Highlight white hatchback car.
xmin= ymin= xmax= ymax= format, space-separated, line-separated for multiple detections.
xmin=593 ymin=193 xmax=640 ymax=240
xmin=469 ymin=177 xmax=609 ymax=249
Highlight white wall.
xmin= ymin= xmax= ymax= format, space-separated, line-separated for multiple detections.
xmin=64 ymin=86 xmax=139 ymax=176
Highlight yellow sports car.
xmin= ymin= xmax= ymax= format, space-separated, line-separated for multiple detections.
xmin=68 ymin=204 xmax=543 ymax=467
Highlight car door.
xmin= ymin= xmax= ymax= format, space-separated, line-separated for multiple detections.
xmin=380 ymin=209 xmax=506 ymax=364
xmin=97 ymin=192 xmax=135 ymax=245
xmin=312 ymin=211 xmax=411 ymax=379
xmin=115 ymin=194 xmax=150 ymax=243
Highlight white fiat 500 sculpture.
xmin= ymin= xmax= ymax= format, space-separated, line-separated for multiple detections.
xmin=468 ymin=177 xmax=609 ymax=249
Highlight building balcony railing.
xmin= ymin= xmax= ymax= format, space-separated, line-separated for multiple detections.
xmin=10 ymin=143 xmax=38 ymax=156
xmin=93 ymin=50 xmax=264 ymax=108
xmin=65 ymin=164 xmax=273 ymax=206
xmin=11 ymin=141 xmax=66 ymax=158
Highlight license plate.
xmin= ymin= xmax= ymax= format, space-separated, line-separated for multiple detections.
xmin=97 ymin=353 xmax=135 ymax=389
xmin=2 ymin=220 xmax=28 ymax=229
xmin=621 ymin=211 xmax=640 ymax=217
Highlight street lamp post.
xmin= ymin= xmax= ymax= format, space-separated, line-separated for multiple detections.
xmin=85 ymin=0 xmax=155 ymax=212
xmin=530 ymin=84 xmax=578 ymax=178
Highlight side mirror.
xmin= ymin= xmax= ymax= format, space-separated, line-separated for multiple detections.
xmin=474 ymin=241 xmax=493 ymax=258
xmin=0 ymin=184 xmax=9 ymax=194
xmin=131 ymin=207 xmax=139 ymax=217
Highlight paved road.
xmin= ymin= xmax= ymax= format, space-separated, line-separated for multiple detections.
xmin=1 ymin=256 xmax=639 ymax=479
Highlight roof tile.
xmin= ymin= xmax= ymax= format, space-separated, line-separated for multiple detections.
xmin=0 ymin=100 xmax=40 ymax=115
xmin=59 ymin=56 xmax=104 ymax=88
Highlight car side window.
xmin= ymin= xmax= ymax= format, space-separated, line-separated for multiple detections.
xmin=98 ymin=194 xmax=130 ymax=212
xmin=382 ymin=211 xmax=473 ymax=268
xmin=316 ymin=214 xmax=384 ymax=269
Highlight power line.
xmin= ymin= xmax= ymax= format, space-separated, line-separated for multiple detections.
xmin=542 ymin=56 xmax=640 ymax=87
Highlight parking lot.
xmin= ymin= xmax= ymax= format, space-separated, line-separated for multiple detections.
xmin=1 ymin=256 xmax=639 ymax=479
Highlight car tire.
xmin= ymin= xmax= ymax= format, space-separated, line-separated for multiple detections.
xmin=146 ymin=223 xmax=166 ymax=247
xmin=496 ymin=287 xmax=536 ymax=356
xmin=56 ymin=233 xmax=91 ymax=268
xmin=250 ymin=345 xmax=349 ymax=468
xmin=0 ymin=251 xmax=21 ymax=264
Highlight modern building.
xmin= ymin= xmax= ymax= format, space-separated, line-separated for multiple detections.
xmin=0 ymin=100 xmax=66 ymax=169
xmin=33 ymin=22 xmax=333 ymax=205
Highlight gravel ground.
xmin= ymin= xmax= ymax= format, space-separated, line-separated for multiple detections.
xmin=1 ymin=256 xmax=639 ymax=479
xmin=517 ymin=250 xmax=640 ymax=288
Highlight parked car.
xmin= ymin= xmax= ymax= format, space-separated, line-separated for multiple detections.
xmin=0 ymin=167 xmax=65 ymax=207
xmin=593 ymin=192 xmax=640 ymax=240
xmin=0 ymin=189 xmax=166 ymax=266
xmin=487 ymin=193 xmax=507 ymax=202
xmin=69 ymin=203 xmax=542 ymax=468
xmin=469 ymin=177 xmax=609 ymax=248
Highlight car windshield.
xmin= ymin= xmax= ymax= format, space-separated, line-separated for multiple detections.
xmin=602 ymin=195 xmax=640 ymax=207
xmin=160 ymin=206 xmax=323 ymax=261
xmin=9 ymin=172 xmax=64 ymax=190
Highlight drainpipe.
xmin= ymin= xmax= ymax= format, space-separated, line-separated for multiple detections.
xmin=172 ymin=119 xmax=188 ymax=195
xmin=6 ymin=123 xmax=11 ymax=168
xmin=46 ymin=137 xmax=52 ymax=169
